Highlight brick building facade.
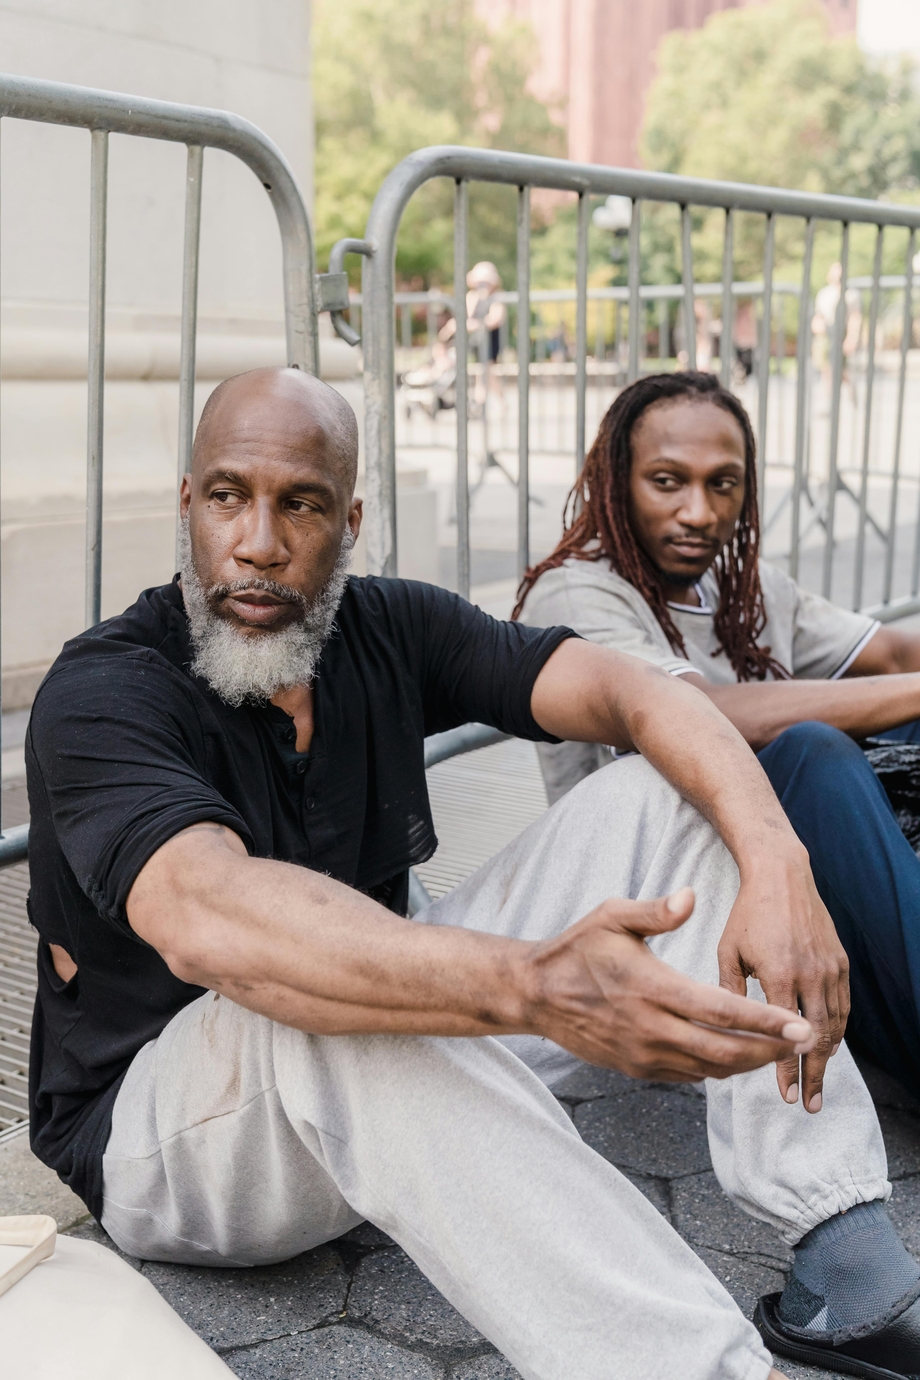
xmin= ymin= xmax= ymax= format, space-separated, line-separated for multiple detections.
xmin=478 ymin=0 xmax=857 ymax=168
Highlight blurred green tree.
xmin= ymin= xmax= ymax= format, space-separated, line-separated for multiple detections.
xmin=639 ymin=0 xmax=920 ymax=288
xmin=312 ymin=0 xmax=564 ymax=288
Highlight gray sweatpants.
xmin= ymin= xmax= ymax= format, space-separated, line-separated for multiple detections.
xmin=101 ymin=755 xmax=890 ymax=1380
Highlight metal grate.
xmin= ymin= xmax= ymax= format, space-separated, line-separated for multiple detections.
xmin=416 ymin=738 xmax=548 ymax=900
xmin=0 ymin=862 xmax=33 ymax=1141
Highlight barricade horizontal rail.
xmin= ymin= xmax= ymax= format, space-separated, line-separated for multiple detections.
xmin=347 ymin=144 xmax=920 ymax=617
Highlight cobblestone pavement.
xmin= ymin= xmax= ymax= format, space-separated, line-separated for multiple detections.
xmin=60 ymin=1055 xmax=920 ymax=1380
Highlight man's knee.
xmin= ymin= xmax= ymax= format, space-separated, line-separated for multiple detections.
xmin=760 ymin=720 xmax=862 ymax=777
xmin=758 ymin=721 xmax=877 ymax=814
xmin=772 ymin=719 xmax=859 ymax=758
xmin=570 ymin=752 xmax=679 ymax=809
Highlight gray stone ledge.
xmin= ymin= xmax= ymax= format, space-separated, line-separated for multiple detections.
xmin=348 ymin=1248 xmax=485 ymax=1351
xmin=223 ymin=1324 xmax=443 ymax=1379
xmin=142 ymin=1245 xmax=350 ymax=1351
xmin=574 ymin=1085 xmax=711 ymax=1178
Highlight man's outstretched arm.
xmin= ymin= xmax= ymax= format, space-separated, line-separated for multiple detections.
xmin=667 ymin=623 xmax=920 ymax=750
xmin=127 ymin=827 xmax=813 ymax=1083
xmin=530 ymin=637 xmax=849 ymax=1113
xmin=680 ymin=668 xmax=920 ymax=749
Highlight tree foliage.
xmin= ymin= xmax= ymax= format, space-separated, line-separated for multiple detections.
xmin=643 ymin=0 xmax=920 ymax=200
xmin=312 ymin=0 xmax=564 ymax=286
xmin=639 ymin=0 xmax=920 ymax=286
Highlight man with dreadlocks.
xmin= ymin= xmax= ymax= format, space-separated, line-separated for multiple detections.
xmin=513 ymin=370 xmax=920 ymax=1371
xmin=517 ymin=365 xmax=920 ymax=1117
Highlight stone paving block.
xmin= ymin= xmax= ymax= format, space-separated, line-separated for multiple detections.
xmin=574 ymin=1085 xmax=711 ymax=1178
xmin=875 ymin=1104 xmax=920 ymax=1180
xmin=224 ymin=1324 xmax=443 ymax=1379
xmin=338 ymin=1221 xmax=395 ymax=1251
xmin=552 ymin=1064 xmax=642 ymax=1102
xmin=671 ymin=1171 xmax=791 ymax=1267
xmin=449 ymin=1353 xmax=521 ymax=1378
xmin=348 ymin=1246 xmax=484 ymax=1350
xmin=885 ymin=1174 xmax=920 ymax=1259
xmin=694 ymin=1247 xmax=785 ymax=1321
xmin=619 ymin=1169 xmax=671 ymax=1221
xmin=66 ymin=1218 xmax=142 ymax=1269
xmin=554 ymin=1063 xmax=704 ymax=1105
xmin=0 ymin=1131 xmax=89 ymax=1229
xmin=779 ymin=1365 xmax=849 ymax=1380
xmin=143 ymin=1245 xmax=350 ymax=1350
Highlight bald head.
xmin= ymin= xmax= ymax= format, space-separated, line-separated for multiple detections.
xmin=192 ymin=366 xmax=359 ymax=492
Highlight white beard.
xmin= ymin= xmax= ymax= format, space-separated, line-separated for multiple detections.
xmin=178 ymin=519 xmax=354 ymax=707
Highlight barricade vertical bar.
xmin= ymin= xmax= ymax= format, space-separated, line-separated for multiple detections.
xmin=657 ymin=297 xmax=669 ymax=358
xmin=516 ymin=184 xmax=531 ymax=580
xmin=853 ymin=225 xmax=883 ymax=610
xmin=755 ymin=214 xmax=775 ymax=501
xmin=0 ymin=117 xmax=3 ymax=732
xmin=627 ymin=199 xmax=641 ymax=383
xmin=594 ymin=302 xmax=605 ymax=360
xmin=680 ymin=205 xmax=696 ymax=370
xmin=177 ymin=144 xmax=203 ymax=543
xmin=719 ymin=209 xmax=734 ymax=388
xmin=362 ymin=236 xmax=396 ymax=577
xmin=789 ymin=217 xmax=815 ymax=580
xmin=575 ymin=191 xmax=588 ymax=472
xmin=85 ymin=128 xmax=108 ymax=629
xmin=454 ymin=179 xmax=470 ymax=600
xmin=822 ymin=223 xmax=850 ymax=600
xmin=889 ymin=230 xmax=915 ymax=602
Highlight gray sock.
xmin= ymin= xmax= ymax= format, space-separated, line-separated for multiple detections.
xmin=778 ymin=1201 xmax=920 ymax=1336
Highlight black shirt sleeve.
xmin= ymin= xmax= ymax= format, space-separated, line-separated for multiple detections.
xmin=28 ymin=651 xmax=253 ymax=932
xmin=360 ymin=578 xmax=579 ymax=739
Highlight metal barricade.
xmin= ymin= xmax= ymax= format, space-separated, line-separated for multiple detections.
xmin=0 ymin=73 xmax=321 ymax=867
xmin=332 ymin=146 xmax=920 ymax=628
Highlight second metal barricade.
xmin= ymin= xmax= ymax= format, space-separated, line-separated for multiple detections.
xmin=333 ymin=146 xmax=920 ymax=626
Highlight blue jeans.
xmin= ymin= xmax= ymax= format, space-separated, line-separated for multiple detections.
xmin=758 ymin=720 xmax=920 ymax=1096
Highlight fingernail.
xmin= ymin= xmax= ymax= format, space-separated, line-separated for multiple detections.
xmin=832 ymin=1043 xmax=840 ymax=1056
xmin=782 ymin=1019 xmax=811 ymax=1042
xmin=666 ymin=887 xmax=693 ymax=915
xmin=808 ymin=1093 xmax=822 ymax=1113
xmin=793 ymin=1041 xmax=813 ymax=1055
xmin=784 ymin=1084 xmax=798 ymax=1105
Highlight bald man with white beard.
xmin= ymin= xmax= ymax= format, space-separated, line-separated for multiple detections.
xmin=23 ymin=367 xmax=920 ymax=1380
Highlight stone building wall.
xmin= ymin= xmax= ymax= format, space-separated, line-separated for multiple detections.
xmin=0 ymin=1 xmax=341 ymax=704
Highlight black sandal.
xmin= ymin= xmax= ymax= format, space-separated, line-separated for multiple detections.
xmin=755 ymin=1291 xmax=920 ymax=1379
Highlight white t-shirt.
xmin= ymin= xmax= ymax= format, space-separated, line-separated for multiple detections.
xmin=519 ymin=557 xmax=879 ymax=801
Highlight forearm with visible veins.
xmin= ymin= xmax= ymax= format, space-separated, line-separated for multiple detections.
xmin=127 ymin=823 xmax=531 ymax=1036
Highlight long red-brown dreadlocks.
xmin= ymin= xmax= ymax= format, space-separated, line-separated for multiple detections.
xmin=512 ymin=371 xmax=789 ymax=682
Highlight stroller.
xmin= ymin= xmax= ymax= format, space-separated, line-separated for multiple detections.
xmin=400 ymin=348 xmax=458 ymax=419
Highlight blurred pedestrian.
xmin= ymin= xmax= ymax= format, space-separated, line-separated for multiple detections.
xmin=676 ymin=297 xmax=714 ymax=372
xmin=812 ymin=261 xmax=862 ymax=404
xmin=439 ymin=260 xmax=507 ymax=406
xmin=733 ymin=298 xmax=757 ymax=380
